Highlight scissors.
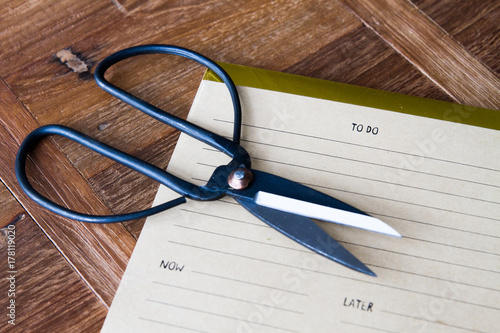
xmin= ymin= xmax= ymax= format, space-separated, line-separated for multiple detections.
xmin=15 ymin=44 xmax=400 ymax=276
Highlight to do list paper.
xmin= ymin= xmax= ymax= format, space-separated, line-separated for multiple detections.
xmin=102 ymin=65 xmax=500 ymax=333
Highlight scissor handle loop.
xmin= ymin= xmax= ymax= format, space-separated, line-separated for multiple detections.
xmin=95 ymin=44 xmax=247 ymax=158
xmin=15 ymin=124 xmax=195 ymax=223
xmin=15 ymin=45 xmax=251 ymax=223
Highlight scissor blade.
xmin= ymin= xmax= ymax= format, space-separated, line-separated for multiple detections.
xmin=235 ymin=198 xmax=376 ymax=276
xmin=255 ymin=191 xmax=401 ymax=237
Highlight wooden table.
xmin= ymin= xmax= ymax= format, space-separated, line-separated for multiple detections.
xmin=1 ymin=0 xmax=498 ymax=331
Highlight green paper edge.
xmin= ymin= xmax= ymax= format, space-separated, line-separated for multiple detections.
xmin=204 ymin=63 xmax=500 ymax=131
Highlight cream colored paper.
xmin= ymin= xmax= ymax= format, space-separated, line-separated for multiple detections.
xmin=102 ymin=80 xmax=500 ymax=333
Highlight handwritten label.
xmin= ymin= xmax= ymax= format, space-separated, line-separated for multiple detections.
xmin=343 ymin=297 xmax=374 ymax=312
xmin=159 ymin=260 xmax=185 ymax=272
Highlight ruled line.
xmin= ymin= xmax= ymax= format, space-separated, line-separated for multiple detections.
xmin=307 ymin=181 xmax=499 ymax=222
xmin=367 ymin=262 xmax=500 ymax=293
xmin=338 ymin=241 xmax=500 ymax=291
xmin=341 ymin=321 xmax=399 ymax=333
xmin=152 ymin=281 xmax=304 ymax=314
xmin=243 ymin=139 xmax=500 ymax=189
xmin=374 ymin=212 xmax=500 ymax=240
xmin=253 ymin=156 xmax=500 ymax=206
xmin=145 ymin=299 xmax=299 ymax=333
xmin=403 ymin=235 xmax=500 ymax=257
xmin=174 ymin=224 xmax=309 ymax=253
xmin=213 ymin=118 xmax=500 ymax=173
xmin=170 ymin=240 xmax=500 ymax=311
xmin=139 ymin=317 xmax=211 ymax=333
xmin=192 ymin=271 xmax=309 ymax=297
xmin=174 ymin=214 xmax=500 ymax=291
xmin=180 ymin=208 xmax=268 ymax=228
xmin=336 ymin=275 xmax=500 ymax=312
xmin=345 ymin=238 xmax=500 ymax=275
xmin=382 ymin=310 xmax=489 ymax=333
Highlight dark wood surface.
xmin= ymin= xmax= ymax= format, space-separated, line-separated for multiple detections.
xmin=0 ymin=0 xmax=498 ymax=331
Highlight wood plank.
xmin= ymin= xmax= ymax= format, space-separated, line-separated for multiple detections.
xmin=285 ymin=25 xmax=453 ymax=101
xmin=0 ymin=0 xmax=124 ymax=75
xmin=0 ymin=181 xmax=21 ymax=229
xmin=412 ymin=0 xmax=500 ymax=75
xmin=0 ymin=78 xmax=135 ymax=306
xmin=340 ymin=0 xmax=500 ymax=109
xmin=0 ymin=183 xmax=107 ymax=331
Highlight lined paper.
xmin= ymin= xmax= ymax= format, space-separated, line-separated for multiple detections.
xmin=102 ymin=79 xmax=500 ymax=333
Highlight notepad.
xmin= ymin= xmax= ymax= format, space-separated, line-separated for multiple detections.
xmin=101 ymin=64 xmax=500 ymax=333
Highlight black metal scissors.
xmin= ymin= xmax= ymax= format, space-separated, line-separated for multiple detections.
xmin=15 ymin=44 xmax=399 ymax=276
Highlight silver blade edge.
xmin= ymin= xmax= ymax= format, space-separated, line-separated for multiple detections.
xmin=255 ymin=191 xmax=401 ymax=237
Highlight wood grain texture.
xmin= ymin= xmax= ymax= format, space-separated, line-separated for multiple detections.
xmin=0 ymin=0 xmax=498 ymax=330
xmin=285 ymin=25 xmax=454 ymax=102
xmin=0 ymin=200 xmax=107 ymax=332
xmin=340 ymin=0 xmax=500 ymax=109
xmin=0 ymin=180 xmax=21 ymax=230
xmin=412 ymin=0 xmax=500 ymax=76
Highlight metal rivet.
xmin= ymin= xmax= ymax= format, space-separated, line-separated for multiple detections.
xmin=228 ymin=168 xmax=253 ymax=190
xmin=233 ymin=170 xmax=245 ymax=180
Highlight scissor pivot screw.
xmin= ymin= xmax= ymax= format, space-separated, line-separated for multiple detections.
xmin=228 ymin=168 xmax=253 ymax=190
